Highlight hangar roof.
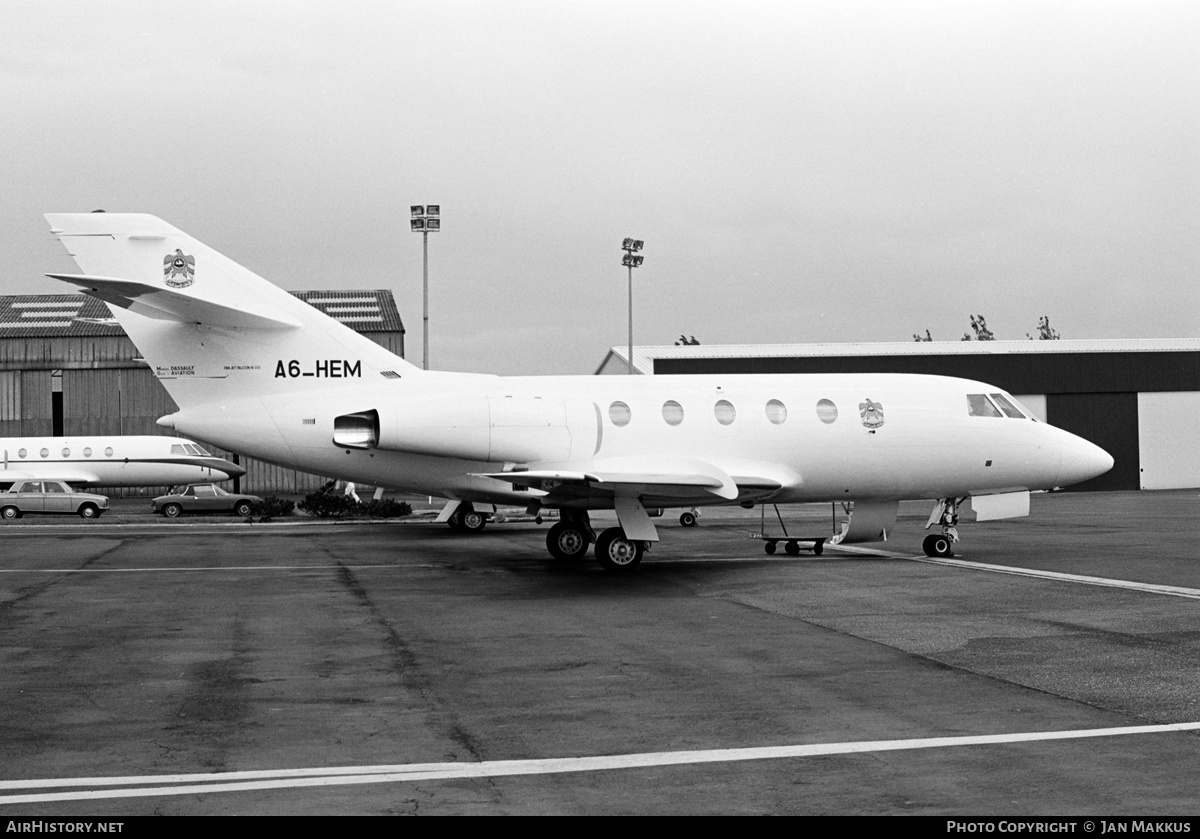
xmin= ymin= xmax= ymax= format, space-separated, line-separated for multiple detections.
xmin=599 ymin=339 xmax=1200 ymax=375
xmin=0 ymin=290 xmax=404 ymax=338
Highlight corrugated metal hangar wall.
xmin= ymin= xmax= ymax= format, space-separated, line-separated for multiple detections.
xmin=0 ymin=292 xmax=404 ymax=495
xmin=648 ymin=346 xmax=1200 ymax=492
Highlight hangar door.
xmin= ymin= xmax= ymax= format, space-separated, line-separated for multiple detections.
xmin=1046 ymin=392 xmax=1139 ymax=492
xmin=1137 ymin=392 xmax=1200 ymax=489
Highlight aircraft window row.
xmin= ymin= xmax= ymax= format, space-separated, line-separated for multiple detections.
xmin=12 ymin=447 xmax=114 ymax=459
xmin=967 ymin=394 xmax=1026 ymax=419
xmin=606 ymin=398 xmax=844 ymax=427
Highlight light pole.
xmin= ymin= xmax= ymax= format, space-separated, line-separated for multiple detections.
xmin=621 ymin=238 xmax=644 ymax=375
xmin=410 ymin=205 xmax=441 ymax=370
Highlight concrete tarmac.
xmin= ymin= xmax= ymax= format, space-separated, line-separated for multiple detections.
xmin=2 ymin=491 xmax=1200 ymax=815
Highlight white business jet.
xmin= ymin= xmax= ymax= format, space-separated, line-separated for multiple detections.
xmin=1 ymin=435 xmax=245 ymax=487
xmin=43 ymin=213 xmax=1112 ymax=570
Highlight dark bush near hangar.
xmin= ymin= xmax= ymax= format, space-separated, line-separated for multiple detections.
xmin=298 ymin=492 xmax=356 ymax=519
xmin=360 ymin=497 xmax=411 ymax=518
xmin=250 ymin=496 xmax=295 ymax=521
xmin=298 ymin=492 xmax=412 ymax=519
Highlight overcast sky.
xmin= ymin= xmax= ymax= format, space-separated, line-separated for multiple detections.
xmin=1 ymin=1 xmax=1196 ymax=374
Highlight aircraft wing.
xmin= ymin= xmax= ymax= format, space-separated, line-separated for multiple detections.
xmin=475 ymin=456 xmax=743 ymax=501
xmin=45 ymin=274 xmax=300 ymax=330
xmin=0 ymin=468 xmax=101 ymax=485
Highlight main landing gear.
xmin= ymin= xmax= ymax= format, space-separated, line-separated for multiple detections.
xmin=545 ymin=512 xmax=646 ymax=572
xmin=923 ymin=497 xmax=962 ymax=557
xmin=446 ymin=501 xmax=489 ymax=533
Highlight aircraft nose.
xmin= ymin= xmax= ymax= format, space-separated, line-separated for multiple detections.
xmin=216 ymin=459 xmax=247 ymax=479
xmin=1056 ymin=431 xmax=1114 ymax=488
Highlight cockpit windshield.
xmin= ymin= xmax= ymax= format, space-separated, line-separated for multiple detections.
xmin=967 ymin=392 xmax=1031 ymax=420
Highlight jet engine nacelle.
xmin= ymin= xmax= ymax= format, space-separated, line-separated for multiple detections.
xmin=334 ymin=394 xmax=573 ymax=463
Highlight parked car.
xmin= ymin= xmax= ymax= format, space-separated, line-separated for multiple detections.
xmin=152 ymin=484 xmax=261 ymax=518
xmin=0 ymin=480 xmax=109 ymax=520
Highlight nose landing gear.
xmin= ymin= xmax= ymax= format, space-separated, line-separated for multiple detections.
xmin=923 ymin=497 xmax=962 ymax=557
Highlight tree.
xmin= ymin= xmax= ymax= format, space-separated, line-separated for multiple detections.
xmin=961 ymin=314 xmax=995 ymax=341
xmin=1028 ymin=316 xmax=1061 ymax=340
xmin=913 ymin=329 xmax=933 ymax=342
xmin=674 ymin=334 xmax=700 ymax=346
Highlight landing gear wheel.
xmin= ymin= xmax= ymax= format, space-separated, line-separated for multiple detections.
xmin=460 ymin=509 xmax=487 ymax=533
xmin=446 ymin=508 xmax=464 ymax=530
xmin=679 ymin=511 xmax=697 ymax=527
xmin=923 ymin=533 xmax=953 ymax=557
xmin=595 ymin=527 xmax=643 ymax=572
xmin=547 ymin=521 xmax=590 ymax=561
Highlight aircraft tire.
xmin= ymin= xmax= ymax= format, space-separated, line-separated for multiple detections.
xmin=923 ymin=533 xmax=953 ymax=557
xmin=163 ymin=503 xmax=183 ymax=519
xmin=547 ymin=522 xmax=589 ymax=561
xmin=460 ymin=509 xmax=487 ymax=533
xmin=679 ymin=511 xmax=697 ymax=527
xmin=595 ymin=527 xmax=643 ymax=572
xmin=446 ymin=507 xmax=464 ymax=530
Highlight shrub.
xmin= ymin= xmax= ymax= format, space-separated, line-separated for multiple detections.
xmin=298 ymin=492 xmax=357 ymax=519
xmin=250 ymin=496 xmax=295 ymax=520
xmin=360 ymin=498 xmax=412 ymax=518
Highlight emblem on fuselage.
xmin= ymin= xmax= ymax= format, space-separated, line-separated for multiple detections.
xmin=163 ymin=249 xmax=196 ymax=288
xmin=859 ymin=398 xmax=884 ymax=429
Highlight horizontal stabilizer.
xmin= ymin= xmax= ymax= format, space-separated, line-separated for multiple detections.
xmin=45 ymin=274 xmax=300 ymax=330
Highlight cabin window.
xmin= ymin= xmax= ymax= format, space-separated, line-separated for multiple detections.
xmin=39 ymin=448 xmax=49 ymax=458
xmin=104 ymin=447 xmax=114 ymax=457
xmin=765 ymin=400 xmax=787 ymax=425
xmin=990 ymin=393 xmax=1026 ymax=418
xmin=609 ymin=401 xmax=631 ymax=427
xmin=61 ymin=448 xmax=70 ymax=458
xmin=816 ymin=399 xmax=838 ymax=424
xmin=83 ymin=448 xmax=92 ymax=457
xmin=171 ymin=444 xmax=187 ymax=454
xmin=967 ymin=394 xmax=1003 ymax=417
xmin=193 ymin=445 xmax=211 ymax=456
xmin=662 ymin=400 xmax=684 ymax=426
xmin=17 ymin=448 xmax=26 ymax=458
xmin=714 ymin=400 xmax=736 ymax=426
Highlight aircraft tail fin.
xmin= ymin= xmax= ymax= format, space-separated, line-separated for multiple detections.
xmin=44 ymin=213 xmax=419 ymax=408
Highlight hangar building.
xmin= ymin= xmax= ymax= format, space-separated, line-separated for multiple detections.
xmin=0 ymin=291 xmax=404 ymax=495
xmin=597 ymin=340 xmax=1200 ymax=492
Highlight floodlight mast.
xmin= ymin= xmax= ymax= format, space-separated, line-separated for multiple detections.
xmin=621 ymin=238 xmax=644 ymax=375
xmin=410 ymin=205 xmax=441 ymax=370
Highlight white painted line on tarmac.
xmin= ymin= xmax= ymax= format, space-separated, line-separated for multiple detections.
xmin=910 ymin=555 xmax=1200 ymax=600
xmin=3 ymin=721 xmax=1199 ymax=805
xmin=818 ymin=544 xmax=1200 ymax=600
xmin=0 ymin=564 xmax=405 ymax=574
